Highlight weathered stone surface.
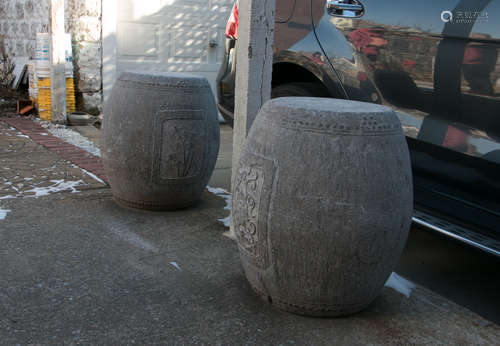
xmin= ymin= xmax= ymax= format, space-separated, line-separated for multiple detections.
xmin=15 ymin=41 xmax=25 ymax=56
xmin=67 ymin=111 xmax=94 ymax=126
xmin=103 ymin=71 xmax=220 ymax=210
xmin=74 ymin=41 xmax=101 ymax=67
xmin=25 ymin=40 xmax=34 ymax=57
xmin=67 ymin=16 xmax=101 ymax=42
xmin=77 ymin=67 xmax=101 ymax=92
xmin=0 ymin=0 xmax=50 ymax=57
xmin=24 ymin=0 xmax=34 ymax=15
xmin=0 ymin=0 xmax=103 ymax=114
xmin=66 ymin=0 xmax=101 ymax=18
xmin=65 ymin=0 xmax=103 ymax=114
xmin=80 ymin=91 xmax=102 ymax=115
xmin=233 ymin=98 xmax=413 ymax=316
xmin=15 ymin=2 xmax=24 ymax=19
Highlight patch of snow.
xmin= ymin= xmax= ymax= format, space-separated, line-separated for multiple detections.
xmin=73 ymin=164 xmax=106 ymax=185
xmin=23 ymin=180 xmax=84 ymax=198
xmin=82 ymin=169 xmax=105 ymax=185
xmin=218 ymin=216 xmax=231 ymax=228
xmin=0 ymin=195 xmax=16 ymax=200
xmin=36 ymin=119 xmax=101 ymax=157
xmin=207 ymin=186 xmax=232 ymax=229
xmin=0 ymin=207 xmax=11 ymax=220
xmin=170 ymin=262 xmax=182 ymax=272
xmin=385 ymin=272 xmax=416 ymax=298
xmin=7 ymin=126 xmax=31 ymax=140
xmin=4 ymin=181 xmax=20 ymax=193
xmin=207 ymin=186 xmax=231 ymax=210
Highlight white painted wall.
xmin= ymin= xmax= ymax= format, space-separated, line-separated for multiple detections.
xmin=103 ymin=0 xmax=233 ymax=102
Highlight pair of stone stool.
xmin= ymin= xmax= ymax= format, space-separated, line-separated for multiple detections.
xmin=103 ymin=72 xmax=413 ymax=317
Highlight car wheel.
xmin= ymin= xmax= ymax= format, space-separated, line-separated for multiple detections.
xmin=271 ymin=82 xmax=329 ymax=99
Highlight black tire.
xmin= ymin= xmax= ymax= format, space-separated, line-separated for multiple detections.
xmin=271 ymin=82 xmax=329 ymax=99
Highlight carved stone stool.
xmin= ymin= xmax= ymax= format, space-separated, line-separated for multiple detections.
xmin=233 ymin=97 xmax=413 ymax=316
xmin=103 ymin=71 xmax=220 ymax=210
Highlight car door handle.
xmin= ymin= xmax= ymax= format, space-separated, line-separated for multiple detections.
xmin=327 ymin=0 xmax=364 ymax=17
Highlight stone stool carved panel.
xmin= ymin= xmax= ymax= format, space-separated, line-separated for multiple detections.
xmin=103 ymin=71 xmax=220 ymax=210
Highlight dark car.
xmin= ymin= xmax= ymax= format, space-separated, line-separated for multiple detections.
xmin=217 ymin=0 xmax=500 ymax=256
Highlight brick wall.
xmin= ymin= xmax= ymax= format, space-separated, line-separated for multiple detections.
xmin=0 ymin=0 xmax=102 ymax=115
xmin=0 ymin=0 xmax=50 ymax=58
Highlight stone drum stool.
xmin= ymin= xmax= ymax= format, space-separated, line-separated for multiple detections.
xmin=233 ymin=98 xmax=413 ymax=316
xmin=103 ymin=71 xmax=220 ymax=210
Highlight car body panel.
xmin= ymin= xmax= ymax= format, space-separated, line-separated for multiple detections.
xmin=274 ymin=0 xmax=346 ymax=98
xmin=216 ymin=0 xmax=500 ymax=245
xmin=217 ymin=0 xmax=346 ymax=124
xmin=313 ymin=0 xmax=500 ymax=236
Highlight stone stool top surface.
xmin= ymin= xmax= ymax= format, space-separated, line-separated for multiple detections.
xmin=259 ymin=97 xmax=401 ymax=134
xmin=263 ymin=97 xmax=394 ymax=115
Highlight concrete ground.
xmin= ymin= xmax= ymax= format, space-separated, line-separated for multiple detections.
xmin=0 ymin=121 xmax=106 ymax=199
xmin=0 ymin=118 xmax=499 ymax=344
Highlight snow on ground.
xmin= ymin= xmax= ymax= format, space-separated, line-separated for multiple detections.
xmin=8 ymin=126 xmax=31 ymax=139
xmin=81 ymin=169 xmax=105 ymax=185
xmin=72 ymin=164 xmax=106 ymax=185
xmin=170 ymin=262 xmax=182 ymax=272
xmin=36 ymin=119 xmax=101 ymax=157
xmin=207 ymin=186 xmax=231 ymax=228
xmin=0 ymin=207 xmax=11 ymax=220
xmin=385 ymin=272 xmax=416 ymax=298
xmin=218 ymin=216 xmax=231 ymax=228
xmin=23 ymin=180 xmax=84 ymax=198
